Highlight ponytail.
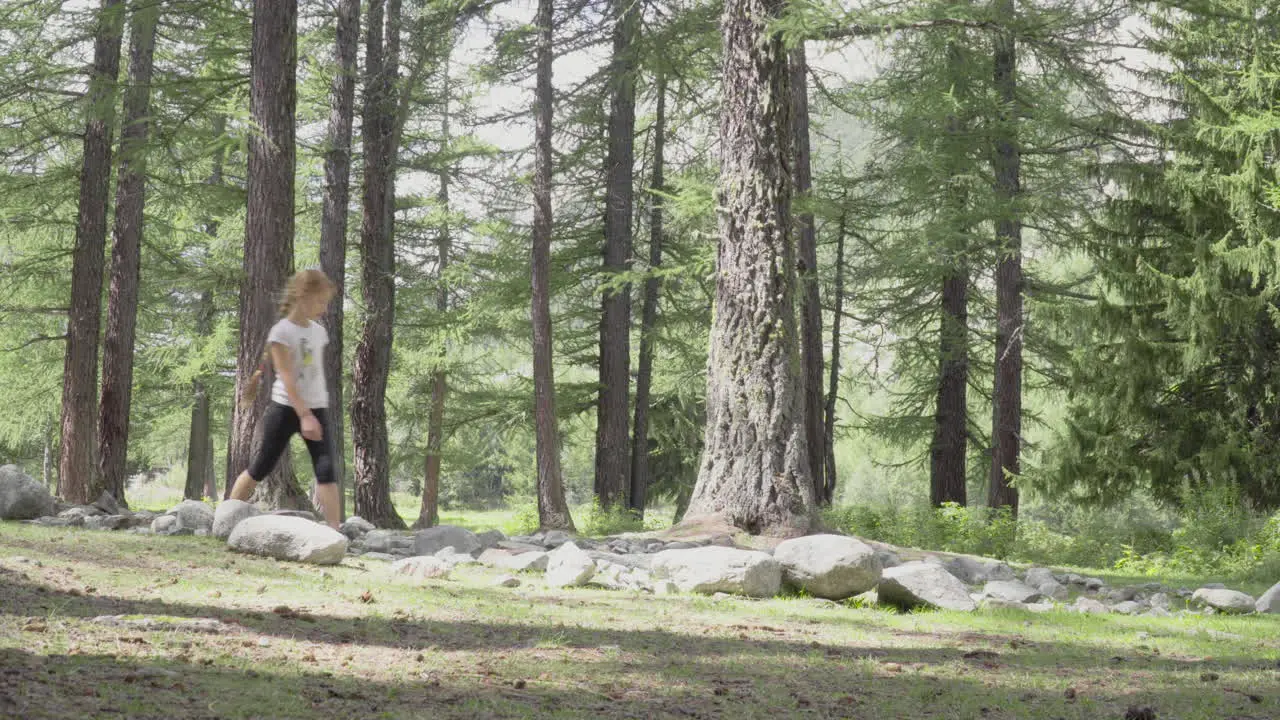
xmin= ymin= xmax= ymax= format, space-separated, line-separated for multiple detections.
xmin=239 ymin=269 xmax=332 ymax=405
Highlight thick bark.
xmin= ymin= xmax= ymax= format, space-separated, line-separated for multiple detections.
xmin=790 ymin=42 xmax=827 ymax=508
xmin=629 ymin=73 xmax=667 ymax=517
xmin=321 ymin=0 xmax=360 ymax=521
xmin=686 ymin=0 xmax=816 ymax=536
xmin=532 ymin=0 xmax=575 ymax=531
xmin=185 ymin=292 xmax=216 ymax=501
xmin=60 ymin=0 xmax=125 ymax=505
xmin=988 ymin=4 xmax=1022 ymax=516
xmin=228 ymin=0 xmax=311 ymax=514
xmin=415 ymin=62 xmax=452 ymax=531
xmin=822 ymin=217 xmax=846 ymax=504
xmin=98 ymin=1 xmax=159 ymax=507
xmin=595 ymin=0 xmax=639 ymax=510
xmin=930 ymin=41 xmax=971 ymax=509
xmin=352 ymin=0 xmax=405 ymax=528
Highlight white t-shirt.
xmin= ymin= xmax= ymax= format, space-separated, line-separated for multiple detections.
xmin=267 ymin=318 xmax=329 ymax=409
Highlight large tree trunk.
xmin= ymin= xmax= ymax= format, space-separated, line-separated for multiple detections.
xmin=685 ymin=0 xmax=815 ymax=536
xmin=415 ymin=60 xmax=453 ymax=531
xmin=185 ymin=291 xmax=216 ymax=501
xmin=930 ymin=40 xmax=971 ymax=509
xmin=988 ymin=2 xmax=1022 ymax=517
xmin=60 ymin=0 xmax=125 ymax=505
xmin=98 ymin=0 xmax=159 ymax=508
xmin=228 ymin=0 xmax=311 ymax=514
xmin=532 ymin=0 xmax=575 ymax=531
xmin=320 ymin=0 xmax=361 ymax=521
xmin=595 ymin=0 xmax=639 ymax=510
xmin=822 ymin=214 xmax=846 ymax=505
xmin=352 ymin=0 xmax=405 ymax=528
xmin=790 ymin=42 xmax=827 ymax=508
xmin=43 ymin=416 xmax=55 ymax=491
xmin=629 ymin=72 xmax=667 ymax=518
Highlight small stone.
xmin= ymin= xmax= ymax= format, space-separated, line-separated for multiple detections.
xmin=493 ymin=574 xmax=521 ymax=588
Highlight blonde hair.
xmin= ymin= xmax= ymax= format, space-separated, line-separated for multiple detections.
xmin=241 ymin=269 xmax=335 ymax=404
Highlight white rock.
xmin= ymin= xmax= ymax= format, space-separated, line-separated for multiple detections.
xmin=878 ymin=562 xmax=976 ymax=611
xmin=981 ymin=580 xmax=1044 ymax=604
xmin=478 ymin=548 xmax=549 ymax=573
xmin=1192 ymin=588 xmax=1255 ymax=614
xmin=164 ymin=500 xmax=215 ymax=534
xmin=1150 ymin=592 xmax=1172 ymax=610
xmin=773 ymin=534 xmax=881 ymax=600
xmin=413 ymin=525 xmax=481 ymax=556
xmin=1145 ymin=607 xmax=1172 ymax=618
xmin=650 ymin=547 xmax=781 ymax=598
xmin=212 ymin=500 xmax=261 ymax=540
xmin=1072 ymin=597 xmax=1108 ymax=614
xmin=390 ymin=556 xmax=452 ymax=581
xmin=0 ymin=466 xmax=56 ymax=520
xmin=1255 ymin=582 xmax=1280 ymax=614
xmin=653 ymin=580 xmax=680 ymax=595
xmin=434 ymin=547 xmax=480 ymax=567
xmin=227 ymin=516 xmax=348 ymax=565
xmin=544 ymin=542 xmax=596 ymax=588
xmin=1111 ymin=601 xmax=1142 ymax=615
xmin=151 ymin=515 xmax=188 ymax=535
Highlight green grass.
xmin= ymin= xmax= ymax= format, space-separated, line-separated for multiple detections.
xmin=2 ymin=523 xmax=1278 ymax=719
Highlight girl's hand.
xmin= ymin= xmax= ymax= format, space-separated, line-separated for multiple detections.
xmin=301 ymin=414 xmax=323 ymax=442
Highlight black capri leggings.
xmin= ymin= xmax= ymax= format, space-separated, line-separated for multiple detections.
xmin=247 ymin=402 xmax=336 ymax=485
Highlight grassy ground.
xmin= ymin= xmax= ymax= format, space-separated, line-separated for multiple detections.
xmin=2 ymin=524 xmax=1279 ymax=719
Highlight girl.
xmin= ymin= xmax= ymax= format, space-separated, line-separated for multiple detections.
xmin=229 ymin=269 xmax=341 ymax=530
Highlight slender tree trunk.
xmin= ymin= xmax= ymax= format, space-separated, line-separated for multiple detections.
xmin=822 ymin=214 xmax=846 ymax=505
xmin=686 ymin=0 xmax=815 ymax=536
xmin=415 ymin=59 xmax=453 ymax=531
xmin=228 ymin=0 xmax=311 ymax=514
xmin=185 ymin=291 xmax=215 ymax=501
xmin=595 ymin=0 xmax=639 ymax=510
xmin=532 ymin=0 xmax=574 ymax=531
xmin=352 ymin=0 xmax=405 ymax=528
xmin=321 ymin=0 xmax=361 ymax=521
xmin=931 ymin=40 xmax=971 ymax=509
xmin=988 ymin=3 xmax=1022 ymax=517
xmin=629 ymin=72 xmax=667 ymax=518
xmin=790 ymin=42 xmax=827 ymax=508
xmin=60 ymin=0 xmax=125 ymax=505
xmin=98 ymin=0 xmax=159 ymax=507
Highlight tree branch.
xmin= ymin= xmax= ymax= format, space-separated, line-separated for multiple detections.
xmin=3 ymin=334 xmax=66 ymax=352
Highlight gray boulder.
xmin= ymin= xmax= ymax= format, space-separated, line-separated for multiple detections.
xmin=873 ymin=549 xmax=902 ymax=570
xmin=228 ymin=516 xmax=347 ymax=565
xmin=1256 ymin=582 xmax=1280 ymax=614
xmin=360 ymin=529 xmax=409 ymax=554
xmin=165 ymin=500 xmax=215 ymax=534
xmin=650 ymin=547 xmax=782 ymax=598
xmin=1111 ymin=601 xmax=1142 ymax=615
xmin=390 ymin=556 xmax=452 ymax=581
xmin=339 ymin=516 xmax=376 ymax=539
xmin=0 ymin=466 xmax=56 ymax=520
xmin=55 ymin=508 xmax=90 ymax=526
xmin=774 ymin=534 xmax=881 ymax=600
xmin=878 ymin=562 xmax=976 ymax=612
xmin=413 ymin=525 xmax=482 ymax=557
xmin=545 ymin=542 xmax=596 ymax=588
xmin=1150 ymin=592 xmax=1172 ymax=610
xmin=434 ymin=547 xmax=481 ymax=567
xmin=84 ymin=515 xmax=130 ymax=531
xmin=476 ymin=529 xmax=507 ymax=551
xmin=212 ymin=500 xmax=261 ymax=540
xmin=1192 ymin=588 xmax=1255 ymax=614
xmin=92 ymin=491 xmax=122 ymax=516
xmin=1023 ymin=568 xmax=1057 ymax=588
xmin=1038 ymin=580 xmax=1070 ymax=601
xmin=541 ymin=530 xmax=573 ymax=549
xmin=945 ymin=556 xmax=1016 ymax=585
xmin=1084 ymin=577 xmax=1105 ymax=591
xmin=981 ymin=580 xmax=1044 ymax=604
xmin=586 ymin=551 xmax=652 ymax=571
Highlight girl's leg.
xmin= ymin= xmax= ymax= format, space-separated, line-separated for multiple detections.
xmin=303 ymin=408 xmax=341 ymax=529
xmin=231 ymin=403 xmax=300 ymax=501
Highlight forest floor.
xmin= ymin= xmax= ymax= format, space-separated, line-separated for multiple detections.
xmin=2 ymin=523 xmax=1279 ymax=720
